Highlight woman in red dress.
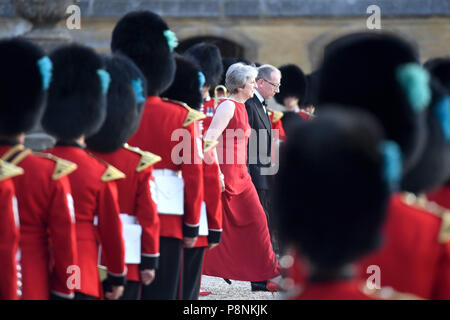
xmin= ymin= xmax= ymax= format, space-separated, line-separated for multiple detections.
xmin=202 ymin=63 xmax=280 ymax=283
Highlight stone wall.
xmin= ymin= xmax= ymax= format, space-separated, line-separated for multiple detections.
xmin=0 ymin=0 xmax=449 ymax=72
xmin=2 ymin=0 xmax=449 ymax=17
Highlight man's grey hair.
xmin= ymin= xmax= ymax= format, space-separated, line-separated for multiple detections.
xmin=256 ymin=64 xmax=281 ymax=81
xmin=225 ymin=63 xmax=258 ymax=94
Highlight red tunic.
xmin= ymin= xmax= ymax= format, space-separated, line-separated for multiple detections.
xmin=298 ymin=110 xmax=313 ymax=121
xmin=268 ymin=110 xmax=286 ymax=141
xmin=284 ymin=248 xmax=308 ymax=288
xmin=202 ymin=99 xmax=280 ymax=281
xmin=0 ymin=163 xmax=21 ymax=300
xmin=194 ymin=113 xmax=223 ymax=248
xmin=0 ymin=145 xmax=78 ymax=300
xmin=89 ymin=145 xmax=160 ymax=281
xmin=428 ymin=185 xmax=450 ymax=209
xmin=45 ymin=145 xmax=126 ymax=298
xmin=358 ymin=193 xmax=450 ymax=299
xmin=128 ymin=97 xmax=203 ymax=240
xmin=202 ymin=98 xmax=216 ymax=134
xmin=291 ymin=279 xmax=381 ymax=300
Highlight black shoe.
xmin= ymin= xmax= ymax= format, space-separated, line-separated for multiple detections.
xmin=251 ymin=281 xmax=269 ymax=292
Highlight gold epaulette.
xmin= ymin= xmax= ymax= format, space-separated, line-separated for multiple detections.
xmin=0 ymin=145 xmax=32 ymax=166
xmin=162 ymin=98 xmax=206 ymax=127
xmin=0 ymin=144 xmax=24 ymax=161
xmin=0 ymin=159 xmax=24 ymax=182
xmin=273 ymin=110 xmax=284 ymax=122
xmin=402 ymin=192 xmax=450 ymax=243
xmin=203 ymin=139 xmax=219 ymax=153
xmin=123 ymin=143 xmax=162 ymax=172
xmin=101 ymin=165 xmax=126 ymax=182
xmin=87 ymin=153 xmax=126 ymax=182
xmin=34 ymin=152 xmax=78 ymax=180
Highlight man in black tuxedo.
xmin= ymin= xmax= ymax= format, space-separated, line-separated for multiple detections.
xmin=245 ymin=64 xmax=281 ymax=292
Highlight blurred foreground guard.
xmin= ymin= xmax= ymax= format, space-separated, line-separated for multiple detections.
xmin=42 ymin=44 xmax=126 ymax=300
xmin=0 ymin=38 xmax=78 ymax=300
xmin=276 ymin=108 xmax=404 ymax=300
xmin=427 ymin=58 xmax=450 ymax=210
xmin=86 ymin=54 xmax=161 ymax=300
xmin=112 ymin=11 xmax=203 ymax=300
xmin=358 ymin=64 xmax=450 ymax=299
xmin=317 ymin=31 xmax=450 ymax=299
xmin=318 ymin=32 xmax=428 ymax=173
xmin=162 ymin=55 xmax=222 ymax=300
xmin=0 ymin=160 xmax=22 ymax=300
xmin=359 ymin=81 xmax=450 ymax=299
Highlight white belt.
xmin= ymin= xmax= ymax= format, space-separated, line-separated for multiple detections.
xmin=120 ymin=213 xmax=138 ymax=225
xmin=153 ymin=168 xmax=182 ymax=178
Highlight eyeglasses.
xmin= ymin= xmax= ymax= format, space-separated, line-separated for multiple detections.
xmin=263 ymin=78 xmax=281 ymax=89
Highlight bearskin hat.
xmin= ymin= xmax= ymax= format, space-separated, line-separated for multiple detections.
xmin=161 ymin=55 xmax=203 ymax=111
xmin=41 ymin=43 xmax=107 ymax=141
xmin=317 ymin=32 xmax=428 ymax=173
xmin=184 ymin=42 xmax=223 ymax=89
xmin=274 ymin=64 xmax=307 ymax=106
xmin=0 ymin=38 xmax=48 ymax=135
xmin=111 ymin=10 xmax=176 ymax=96
xmin=86 ymin=54 xmax=148 ymax=153
xmin=401 ymin=79 xmax=450 ymax=192
xmin=276 ymin=107 xmax=394 ymax=268
xmin=303 ymin=70 xmax=320 ymax=107
xmin=424 ymin=57 xmax=450 ymax=92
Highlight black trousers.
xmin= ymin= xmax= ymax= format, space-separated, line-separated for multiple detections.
xmin=141 ymin=237 xmax=182 ymax=300
xmin=255 ymin=187 xmax=280 ymax=255
xmin=120 ymin=281 xmax=141 ymax=300
xmin=182 ymin=247 xmax=205 ymax=300
xmin=74 ymin=292 xmax=96 ymax=300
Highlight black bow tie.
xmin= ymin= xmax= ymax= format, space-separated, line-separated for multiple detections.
xmin=261 ymin=100 xmax=267 ymax=106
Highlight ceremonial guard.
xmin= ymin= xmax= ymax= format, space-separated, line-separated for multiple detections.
xmin=0 ymin=160 xmax=22 ymax=300
xmin=86 ymin=54 xmax=161 ymax=300
xmin=203 ymin=85 xmax=228 ymax=133
xmin=317 ymin=31 xmax=450 ymax=299
xmin=162 ymin=55 xmax=223 ymax=299
xmin=426 ymin=58 xmax=450 ymax=210
xmin=41 ymin=44 xmax=126 ymax=300
xmin=359 ymin=77 xmax=450 ymax=299
xmin=277 ymin=108 xmax=405 ymax=299
xmin=267 ymin=109 xmax=286 ymax=142
xmin=0 ymin=38 xmax=78 ymax=300
xmin=111 ymin=11 xmax=204 ymax=299
xmin=184 ymin=42 xmax=224 ymax=133
xmin=274 ymin=64 xmax=312 ymax=121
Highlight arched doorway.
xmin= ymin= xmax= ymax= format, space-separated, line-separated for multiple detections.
xmin=176 ymin=36 xmax=245 ymax=59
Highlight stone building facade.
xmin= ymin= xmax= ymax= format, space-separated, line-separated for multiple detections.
xmin=0 ymin=0 xmax=449 ymax=73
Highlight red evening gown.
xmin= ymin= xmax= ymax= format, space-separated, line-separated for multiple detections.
xmin=202 ymin=99 xmax=280 ymax=281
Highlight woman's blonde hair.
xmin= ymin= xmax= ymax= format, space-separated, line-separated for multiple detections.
xmin=225 ymin=62 xmax=257 ymax=94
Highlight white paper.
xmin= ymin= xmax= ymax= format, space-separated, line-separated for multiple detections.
xmin=120 ymin=214 xmax=142 ymax=264
xmin=153 ymin=175 xmax=184 ymax=215
xmin=199 ymin=201 xmax=209 ymax=236
xmin=122 ymin=223 xmax=142 ymax=264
